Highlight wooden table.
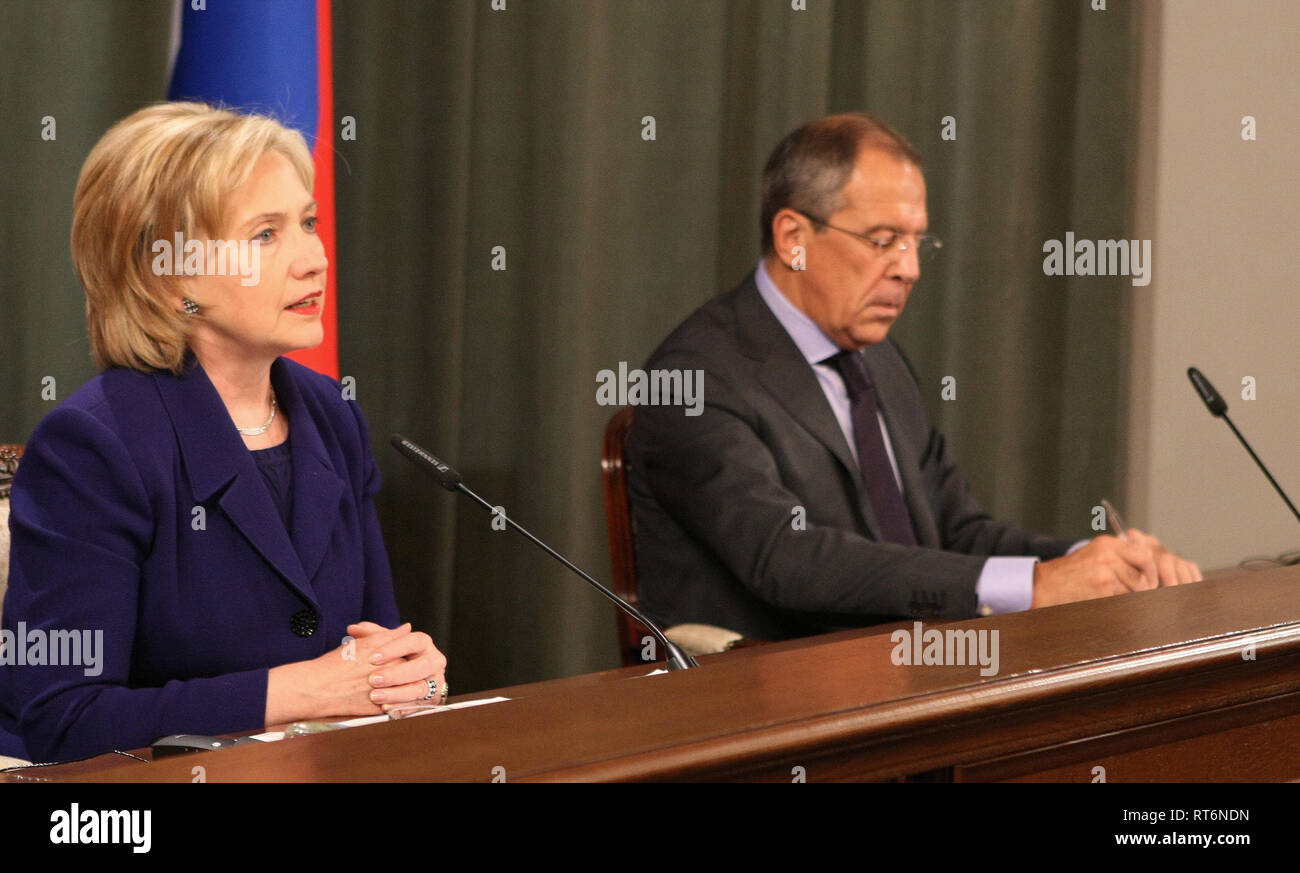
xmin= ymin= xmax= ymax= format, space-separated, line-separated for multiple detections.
xmin=7 ymin=565 xmax=1300 ymax=782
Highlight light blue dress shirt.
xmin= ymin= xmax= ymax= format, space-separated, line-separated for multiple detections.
xmin=753 ymin=260 xmax=1042 ymax=615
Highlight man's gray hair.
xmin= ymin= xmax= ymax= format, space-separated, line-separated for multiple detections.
xmin=760 ymin=112 xmax=922 ymax=254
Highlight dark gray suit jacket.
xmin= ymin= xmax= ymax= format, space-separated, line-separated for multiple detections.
xmin=627 ymin=272 xmax=1074 ymax=641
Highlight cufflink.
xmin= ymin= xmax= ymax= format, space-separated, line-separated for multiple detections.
xmin=977 ymin=604 xmax=993 ymax=617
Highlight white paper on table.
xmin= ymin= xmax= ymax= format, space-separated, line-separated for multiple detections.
xmin=251 ymin=668 xmax=668 ymax=743
xmin=250 ymin=696 xmax=510 ymax=742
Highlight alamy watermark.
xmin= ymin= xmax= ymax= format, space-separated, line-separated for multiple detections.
xmin=49 ymin=804 xmax=150 ymax=853
xmin=1042 ymin=233 xmax=1151 ymax=287
xmin=151 ymin=233 xmax=261 ymax=286
xmin=890 ymin=621 xmax=999 ymax=677
xmin=596 ymin=362 xmax=704 ymax=416
xmin=0 ymin=622 xmax=104 ymax=676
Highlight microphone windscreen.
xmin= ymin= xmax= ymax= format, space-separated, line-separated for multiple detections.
xmin=390 ymin=434 xmax=463 ymax=491
xmin=1187 ymin=367 xmax=1228 ymax=417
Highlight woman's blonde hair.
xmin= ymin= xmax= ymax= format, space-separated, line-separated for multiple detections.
xmin=71 ymin=102 xmax=314 ymax=374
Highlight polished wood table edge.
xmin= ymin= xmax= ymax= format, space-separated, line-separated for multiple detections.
xmin=525 ymin=620 xmax=1300 ymax=781
xmin=0 ymin=664 xmax=679 ymax=782
xmin=7 ymin=565 xmax=1300 ymax=782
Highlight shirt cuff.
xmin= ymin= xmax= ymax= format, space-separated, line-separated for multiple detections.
xmin=975 ymin=557 xmax=1039 ymax=616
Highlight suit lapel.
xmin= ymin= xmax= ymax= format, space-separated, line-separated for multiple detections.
xmin=732 ymin=277 xmax=884 ymax=540
xmin=271 ymin=358 xmax=346 ymax=585
xmin=153 ymin=355 xmax=322 ymax=608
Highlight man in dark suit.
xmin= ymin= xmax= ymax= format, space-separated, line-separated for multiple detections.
xmin=628 ymin=113 xmax=1199 ymax=642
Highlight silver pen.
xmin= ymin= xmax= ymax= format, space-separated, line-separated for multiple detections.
xmin=1100 ymin=498 xmax=1129 ymax=542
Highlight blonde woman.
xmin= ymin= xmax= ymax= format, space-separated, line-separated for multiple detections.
xmin=0 ymin=103 xmax=445 ymax=763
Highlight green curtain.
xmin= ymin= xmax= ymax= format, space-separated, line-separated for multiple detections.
xmin=0 ymin=0 xmax=1140 ymax=695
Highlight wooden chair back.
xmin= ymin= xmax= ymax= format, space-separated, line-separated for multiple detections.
xmin=600 ymin=408 xmax=645 ymax=666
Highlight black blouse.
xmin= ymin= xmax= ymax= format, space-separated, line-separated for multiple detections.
xmin=250 ymin=436 xmax=294 ymax=533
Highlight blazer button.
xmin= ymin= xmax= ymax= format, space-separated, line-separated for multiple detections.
xmin=290 ymin=609 xmax=318 ymax=637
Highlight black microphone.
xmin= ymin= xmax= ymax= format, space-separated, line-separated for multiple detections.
xmin=1187 ymin=367 xmax=1300 ymax=525
xmin=1187 ymin=366 xmax=1227 ymax=417
xmin=390 ymin=434 xmax=699 ymax=670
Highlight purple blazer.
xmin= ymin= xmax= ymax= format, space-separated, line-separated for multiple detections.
xmin=1 ymin=353 xmax=401 ymax=761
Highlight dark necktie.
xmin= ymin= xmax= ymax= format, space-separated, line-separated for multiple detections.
xmin=824 ymin=350 xmax=918 ymax=546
